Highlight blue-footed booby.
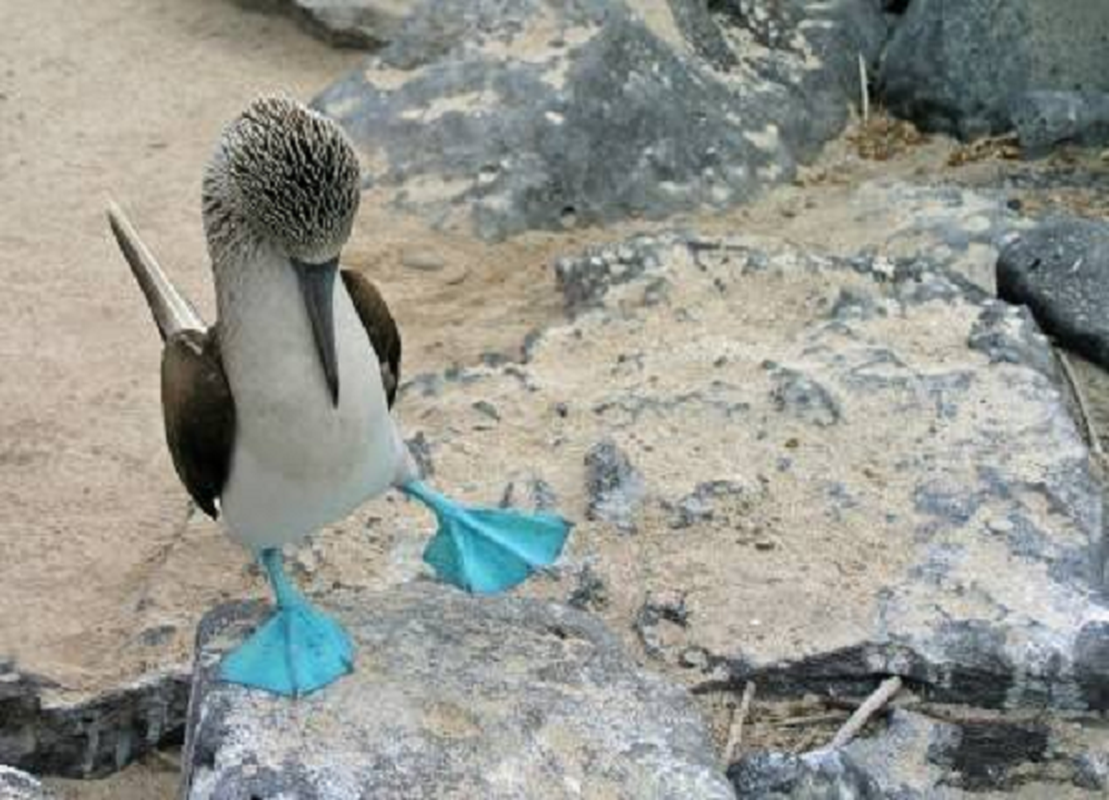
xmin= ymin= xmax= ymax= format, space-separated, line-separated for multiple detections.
xmin=107 ymin=96 xmax=571 ymax=696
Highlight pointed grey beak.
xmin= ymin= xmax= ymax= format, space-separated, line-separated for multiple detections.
xmin=293 ymin=257 xmax=340 ymax=407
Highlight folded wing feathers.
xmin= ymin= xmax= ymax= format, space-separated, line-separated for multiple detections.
xmin=107 ymin=200 xmax=205 ymax=340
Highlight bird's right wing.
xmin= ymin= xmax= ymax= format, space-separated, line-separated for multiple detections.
xmin=161 ymin=329 xmax=236 ymax=519
xmin=341 ymin=269 xmax=402 ymax=408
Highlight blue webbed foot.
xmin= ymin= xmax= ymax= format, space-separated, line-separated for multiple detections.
xmin=219 ymin=549 xmax=354 ymax=696
xmin=402 ymin=480 xmax=572 ymax=594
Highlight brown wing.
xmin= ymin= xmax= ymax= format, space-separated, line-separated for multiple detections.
xmin=341 ymin=270 xmax=402 ymax=407
xmin=161 ymin=329 xmax=236 ymax=519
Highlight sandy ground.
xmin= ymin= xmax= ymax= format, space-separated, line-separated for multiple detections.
xmin=4 ymin=0 xmax=1108 ymax=797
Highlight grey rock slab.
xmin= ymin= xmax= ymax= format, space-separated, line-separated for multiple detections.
xmin=997 ymin=216 xmax=1109 ymax=371
xmin=181 ymin=584 xmax=734 ymax=800
xmin=0 ymin=767 xmax=51 ymax=800
xmin=0 ymin=659 xmax=188 ymax=779
xmin=880 ymin=0 xmax=1109 ymax=140
xmin=389 ymin=231 xmax=1109 ymax=713
xmin=315 ymin=0 xmax=887 ymax=239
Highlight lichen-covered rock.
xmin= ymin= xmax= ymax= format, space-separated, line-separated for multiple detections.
xmin=181 ymin=585 xmax=734 ymax=800
xmin=880 ymin=0 xmax=1109 ymax=140
xmin=0 ymin=766 xmax=51 ymax=800
xmin=314 ymin=0 xmax=887 ymax=239
xmin=997 ymin=216 xmax=1109 ymax=371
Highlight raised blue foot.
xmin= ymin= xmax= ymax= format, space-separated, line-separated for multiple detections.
xmin=219 ymin=548 xmax=354 ymax=696
xmin=402 ymin=480 xmax=572 ymax=594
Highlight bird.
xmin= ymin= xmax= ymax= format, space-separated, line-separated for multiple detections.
xmin=107 ymin=95 xmax=571 ymax=697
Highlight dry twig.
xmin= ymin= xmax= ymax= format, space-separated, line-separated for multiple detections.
xmin=858 ymin=53 xmax=870 ymax=124
xmin=1056 ymin=350 xmax=1105 ymax=459
xmin=829 ymin=676 xmax=902 ymax=749
xmin=725 ymin=681 xmax=756 ymax=762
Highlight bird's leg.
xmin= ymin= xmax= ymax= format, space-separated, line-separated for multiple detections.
xmin=219 ymin=547 xmax=354 ymax=697
xmin=401 ymin=481 xmax=572 ymax=595
xmin=260 ymin=547 xmax=301 ymax=609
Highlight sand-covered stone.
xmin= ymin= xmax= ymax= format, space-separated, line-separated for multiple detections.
xmin=314 ymin=0 xmax=886 ymax=239
xmin=180 ymin=585 xmax=733 ymax=799
xmin=389 ymin=231 xmax=1109 ymax=713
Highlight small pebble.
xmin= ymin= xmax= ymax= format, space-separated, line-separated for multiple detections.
xmin=401 ymin=248 xmax=446 ymax=271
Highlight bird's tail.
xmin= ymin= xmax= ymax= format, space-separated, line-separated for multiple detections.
xmin=106 ymin=200 xmax=205 ymax=340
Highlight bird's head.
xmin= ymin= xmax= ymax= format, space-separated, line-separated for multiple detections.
xmin=203 ymin=96 xmax=363 ymax=406
xmin=203 ymin=95 xmax=361 ymax=264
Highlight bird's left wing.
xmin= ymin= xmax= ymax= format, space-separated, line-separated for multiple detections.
xmin=341 ymin=270 xmax=402 ymax=408
xmin=161 ymin=329 xmax=236 ymax=519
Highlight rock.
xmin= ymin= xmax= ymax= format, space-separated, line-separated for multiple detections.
xmin=389 ymin=231 xmax=1109 ymax=713
xmin=728 ymin=708 xmax=1109 ymax=797
xmin=0 ymin=659 xmax=188 ymax=779
xmin=399 ymin=246 xmax=446 ymax=271
xmin=754 ymin=180 xmax=1033 ymax=294
xmin=997 ymin=216 xmax=1109 ymax=371
xmin=880 ymin=0 xmax=1109 ymax=140
xmin=1013 ymin=91 xmax=1109 ymax=158
xmin=0 ymin=766 xmax=51 ymax=800
xmin=665 ymin=480 xmax=750 ymax=530
xmin=765 ymin=363 xmax=841 ymax=427
xmin=234 ymin=0 xmax=415 ymax=49
xmin=584 ymin=439 xmax=645 ymax=533
xmin=180 ymin=585 xmax=734 ymax=799
xmin=728 ymin=749 xmax=883 ymax=799
xmin=315 ymin=0 xmax=887 ymax=239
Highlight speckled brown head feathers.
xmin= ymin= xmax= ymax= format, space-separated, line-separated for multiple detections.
xmin=202 ymin=96 xmax=361 ymax=265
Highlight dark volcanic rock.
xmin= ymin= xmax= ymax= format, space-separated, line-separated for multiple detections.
xmin=0 ymin=660 xmax=188 ymax=779
xmin=1013 ymin=91 xmax=1109 ymax=158
xmin=881 ymin=0 xmax=1109 ymax=140
xmin=728 ymin=749 xmax=883 ymax=799
xmin=997 ymin=216 xmax=1109 ymax=370
xmin=180 ymin=584 xmax=733 ymax=799
xmin=315 ymin=0 xmax=887 ymax=239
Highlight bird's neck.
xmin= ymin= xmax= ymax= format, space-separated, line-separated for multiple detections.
xmin=213 ymin=245 xmax=358 ymax=415
xmin=212 ymin=238 xmax=277 ymax=332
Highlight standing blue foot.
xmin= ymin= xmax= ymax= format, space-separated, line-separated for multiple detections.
xmin=220 ymin=548 xmax=354 ymax=696
xmin=402 ymin=480 xmax=572 ymax=595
